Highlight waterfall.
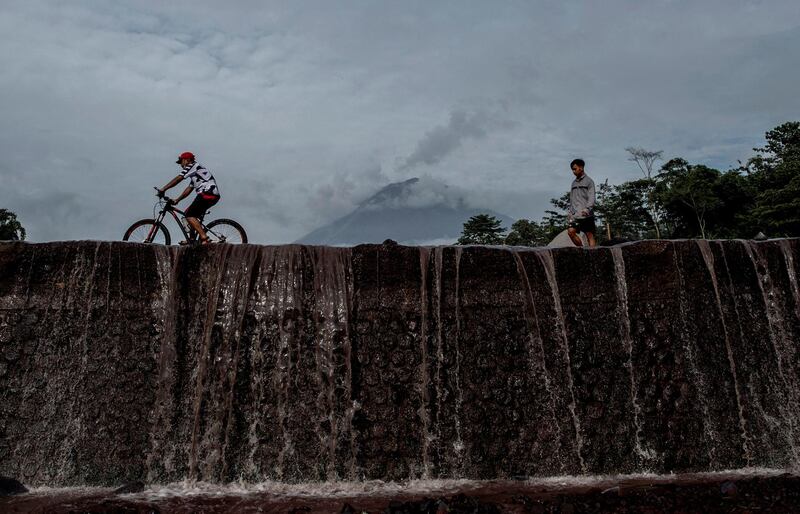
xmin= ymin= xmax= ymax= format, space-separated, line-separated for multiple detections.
xmin=610 ymin=247 xmax=652 ymax=463
xmin=671 ymin=245 xmax=718 ymax=465
xmin=742 ymin=242 xmax=800 ymax=463
xmin=2 ymin=239 xmax=800 ymax=486
xmin=513 ymin=250 xmax=564 ymax=471
xmin=534 ymin=249 xmax=586 ymax=473
xmin=696 ymin=240 xmax=752 ymax=465
xmin=418 ymin=247 xmax=432 ymax=478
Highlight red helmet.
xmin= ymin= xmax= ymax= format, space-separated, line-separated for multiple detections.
xmin=176 ymin=151 xmax=195 ymax=164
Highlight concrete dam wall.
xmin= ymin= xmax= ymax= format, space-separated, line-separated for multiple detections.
xmin=1 ymin=240 xmax=799 ymax=486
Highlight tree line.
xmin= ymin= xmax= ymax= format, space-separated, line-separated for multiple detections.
xmin=459 ymin=121 xmax=800 ymax=246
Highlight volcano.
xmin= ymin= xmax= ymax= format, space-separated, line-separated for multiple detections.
xmin=296 ymin=177 xmax=513 ymax=245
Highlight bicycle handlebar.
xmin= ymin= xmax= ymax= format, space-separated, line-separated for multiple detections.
xmin=154 ymin=187 xmax=177 ymax=206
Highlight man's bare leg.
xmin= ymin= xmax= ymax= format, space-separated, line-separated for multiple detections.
xmin=186 ymin=217 xmax=209 ymax=243
xmin=586 ymin=231 xmax=596 ymax=248
xmin=567 ymin=227 xmax=583 ymax=247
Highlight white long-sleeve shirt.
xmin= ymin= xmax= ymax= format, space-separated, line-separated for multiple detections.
xmin=569 ymin=173 xmax=595 ymax=219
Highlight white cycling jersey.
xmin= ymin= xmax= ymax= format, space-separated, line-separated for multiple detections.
xmin=180 ymin=162 xmax=220 ymax=196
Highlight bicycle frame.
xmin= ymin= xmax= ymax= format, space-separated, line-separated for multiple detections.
xmin=146 ymin=200 xmax=212 ymax=243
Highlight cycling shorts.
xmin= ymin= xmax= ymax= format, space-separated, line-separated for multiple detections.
xmin=184 ymin=193 xmax=220 ymax=219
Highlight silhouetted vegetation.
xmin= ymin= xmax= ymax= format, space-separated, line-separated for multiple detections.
xmin=457 ymin=214 xmax=506 ymax=245
xmin=0 ymin=209 xmax=25 ymax=241
xmin=461 ymin=121 xmax=800 ymax=246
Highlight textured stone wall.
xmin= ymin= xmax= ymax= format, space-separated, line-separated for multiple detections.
xmin=1 ymin=239 xmax=799 ymax=486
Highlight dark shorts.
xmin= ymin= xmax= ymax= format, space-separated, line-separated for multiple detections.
xmin=568 ymin=216 xmax=596 ymax=234
xmin=184 ymin=194 xmax=220 ymax=219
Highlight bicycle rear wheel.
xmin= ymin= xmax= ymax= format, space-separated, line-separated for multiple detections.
xmin=123 ymin=219 xmax=171 ymax=245
xmin=205 ymin=219 xmax=247 ymax=244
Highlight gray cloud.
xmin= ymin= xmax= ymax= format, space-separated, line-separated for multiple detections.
xmin=304 ymin=164 xmax=390 ymax=225
xmin=398 ymin=110 xmax=490 ymax=171
xmin=4 ymin=192 xmax=94 ymax=242
xmin=1 ymin=1 xmax=799 ymax=242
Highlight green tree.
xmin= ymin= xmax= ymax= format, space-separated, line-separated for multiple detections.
xmin=655 ymin=159 xmax=721 ymax=239
xmin=743 ymin=122 xmax=800 ymax=236
xmin=0 ymin=209 xmax=26 ymax=241
xmin=594 ymin=179 xmax=655 ymax=240
xmin=541 ymin=192 xmax=569 ymax=231
xmin=713 ymin=170 xmax=757 ymax=237
xmin=457 ymin=213 xmax=506 ymax=245
xmin=626 ymin=147 xmax=664 ymax=238
xmin=505 ymin=219 xmax=554 ymax=247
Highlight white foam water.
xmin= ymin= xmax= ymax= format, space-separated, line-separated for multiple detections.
xmin=24 ymin=468 xmax=792 ymax=502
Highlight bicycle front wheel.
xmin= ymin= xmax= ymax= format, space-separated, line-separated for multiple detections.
xmin=206 ymin=219 xmax=247 ymax=244
xmin=123 ymin=219 xmax=171 ymax=245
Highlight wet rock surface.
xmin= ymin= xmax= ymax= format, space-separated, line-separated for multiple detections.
xmin=0 ymin=476 xmax=27 ymax=496
xmin=1 ymin=240 xmax=800 ymax=487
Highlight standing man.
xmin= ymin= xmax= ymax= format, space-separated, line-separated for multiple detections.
xmin=157 ymin=151 xmax=221 ymax=245
xmin=567 ymin=158 xmax=596 ymax=248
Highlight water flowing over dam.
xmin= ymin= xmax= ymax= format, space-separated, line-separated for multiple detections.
xmin=1 ymin=239 xmax=799 ymax=487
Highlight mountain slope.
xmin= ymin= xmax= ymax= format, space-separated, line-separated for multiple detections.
xmin=296 ymin=177 xmax=513 ymax=245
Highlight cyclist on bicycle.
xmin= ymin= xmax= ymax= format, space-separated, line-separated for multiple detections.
xmin=156 ymin=151 xmax=221 ymax=245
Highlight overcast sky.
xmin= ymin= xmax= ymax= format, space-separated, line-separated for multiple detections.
xmin=2 ymin=0 xmax=799 ymax=243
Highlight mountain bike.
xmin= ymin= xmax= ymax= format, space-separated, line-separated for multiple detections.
xmin=123 ymin=188 xmax=247 ymax=245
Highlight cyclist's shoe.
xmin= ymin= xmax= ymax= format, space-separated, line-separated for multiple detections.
xmin=179 ymin=239 xmax=200 ymax=246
